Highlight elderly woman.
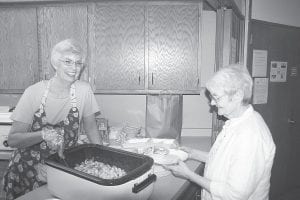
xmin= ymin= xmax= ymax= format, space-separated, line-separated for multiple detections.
xmin=165 ymin=64 xmax=276 ymax=200
xmin=3 ymin=39 xmax=102 ymax=199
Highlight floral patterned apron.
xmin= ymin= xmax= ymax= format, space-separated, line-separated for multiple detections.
xmin=3 ymin=80 xmax=80 ymax=200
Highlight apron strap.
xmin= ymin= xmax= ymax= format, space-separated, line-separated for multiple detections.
xmin=39 ymin=80 xmax=52 ymax=112
xmin=39 ymin=79 xmax=77 ymax=111
xmin=70 ymin=83 xmax=77 ymax=108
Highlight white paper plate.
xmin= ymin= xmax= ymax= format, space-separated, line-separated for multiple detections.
xmin=45 ymin=198 xmax=60 ymax=200
xmin=151 ymin=149 xmax=188 ymax=165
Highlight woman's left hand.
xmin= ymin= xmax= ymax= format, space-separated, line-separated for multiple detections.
xmin=41 ymin=127 xmax=65 ymax=158
xmin=163 ymin=160 xmax=192 ymax=180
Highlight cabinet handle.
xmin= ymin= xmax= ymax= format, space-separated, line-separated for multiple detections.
xmin=138 ymin=74 xmax=141 ymax=85
xmin=151 ymin=73 xmax=154 ymax=85
xmin=288 ymin=119 xmax=296 ymax=124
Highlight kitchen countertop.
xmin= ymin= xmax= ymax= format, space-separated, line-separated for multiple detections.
xmin=16 ymin=136 xmax=211 ymax=200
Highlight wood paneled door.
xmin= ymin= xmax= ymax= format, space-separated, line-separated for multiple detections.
xmin=90 ymin=3 xmax=145 ymax=91
xmin=38 ymin=4 xmax=88 ymax=81
xmin=148 ymin=4 xmax=200 ymax=91
xmin=0 ymin=7 xmax=39 ymax=93
xmin=0 ymin=1 xmax=206 ymax=94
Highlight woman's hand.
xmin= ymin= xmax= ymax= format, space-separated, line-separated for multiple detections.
xmin=179 ymin=146 xmax=208 ymax=163
xmin=41 ymin=127 xmax=64 ymax=158
xmin=163 ymin=160 xmax=192 ymax=180
xmin=164 ymin=160 xmax=211 ymax=192
xmin=179 ymin=146 xmax=194 ymax=160
xmin=82 ymin=114 xmax=103 ymax=145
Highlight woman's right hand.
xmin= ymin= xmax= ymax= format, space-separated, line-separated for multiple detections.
xmin=163 ymin=160 xmax=193 ymax=180
xmin=179 ymin=146 xmax=195 ymax=160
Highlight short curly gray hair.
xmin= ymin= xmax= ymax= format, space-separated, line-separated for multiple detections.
xmin=50 ymin=39 xmax=85 ymax=69
xmin=206 ymin=64 xmax=253 ymax=105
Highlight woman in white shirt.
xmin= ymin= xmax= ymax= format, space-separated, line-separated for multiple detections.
xmin=165 ymin=64 xmax=276 ymax=200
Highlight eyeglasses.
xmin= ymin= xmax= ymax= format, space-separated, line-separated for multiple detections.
xmin=209 ymin=94 xmax=227 ymax=103
xmin=59 ymin=59 xmax=83 ymax=67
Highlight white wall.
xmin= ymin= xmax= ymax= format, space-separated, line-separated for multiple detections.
xmin=96 ymin=91 xmax=212 ymax=137
xmin=252 ymin=0 xmax=300 ymax=27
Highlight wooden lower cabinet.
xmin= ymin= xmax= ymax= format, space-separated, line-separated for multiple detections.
xmin=177 ymin=182 xmax=202 ymax=200
xmin=176 ymin=163 xmax=204 ymax=200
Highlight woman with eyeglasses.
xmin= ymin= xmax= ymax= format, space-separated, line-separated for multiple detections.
xmin=3 ymin=39 xmax=102 ymax=199
xmin=164 ymin=64 xmax=276 ymax=200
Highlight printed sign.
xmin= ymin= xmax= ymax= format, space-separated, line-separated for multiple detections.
xmin=252 ymin=50 xmax=268 ymax=77
xmin=253 ymin=78 xmax=268 ymax=104
xmin=290 ymin=67 xmax=298 ymax=77
xmin=270 ymin=61 xmax=287 ymax=82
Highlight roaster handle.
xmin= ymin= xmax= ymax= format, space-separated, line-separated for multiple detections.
xmin=132 ymin=174 xmax=157 ymax=193
xmin=3 ymin=140 xmax=9 ymax=147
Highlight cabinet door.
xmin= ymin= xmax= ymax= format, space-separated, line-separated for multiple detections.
xmin=38 ymin=5 xmax=88 ymax=80
xmin=222 ymin=9 xmax=244 ymax=66
xmin=148 ymin=4 xmax=200 ymax=90
xmin=90 ymin=3 xmax=145 ymax=91
xmin=0 ymin=7 xmax=38 ymax=92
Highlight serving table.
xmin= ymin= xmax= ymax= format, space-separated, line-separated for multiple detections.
xmin=16 ymin=136 xmax=211 ymax=200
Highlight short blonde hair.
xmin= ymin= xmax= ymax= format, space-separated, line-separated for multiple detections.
xmin=50 ymin=39 xmax=85 ymax=69
xmin=206 ymin=64 xmax=253 ymax=105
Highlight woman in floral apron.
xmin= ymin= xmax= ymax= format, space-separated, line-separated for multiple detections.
xmin=3 ymin=39 xmax=102 ymax=199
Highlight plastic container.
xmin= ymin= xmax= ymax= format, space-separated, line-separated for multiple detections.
xmin=96 ymin=118 xmax=109 ymax=145
xmin=45 ymin=144 xmax=156 ymax=200
xmin=122 ymin=125 xmax=141 ymax=139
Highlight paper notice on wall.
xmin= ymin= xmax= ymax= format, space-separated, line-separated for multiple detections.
xmin=290 ymin=67 xmax=298 ymax=77
xmin=253 ymin=78 xmax=268 ymax=104
xmin=252 ymin=50 xmax=268 ymax=77
xmin=270 ymin=61 xmax=288 ymax=82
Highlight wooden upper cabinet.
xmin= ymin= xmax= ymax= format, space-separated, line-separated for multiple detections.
xmin=148 ymin=4 xmax=200 ymax=91
xmin=0 ymin=7 xmax=39 ymax=92
xmin=0 ymin=1 xmax=204 ymax=94
xmin=38 ymin=4 xmax=88 ymax=81
xmin=90 ymin=3 xmax=145 ymax=91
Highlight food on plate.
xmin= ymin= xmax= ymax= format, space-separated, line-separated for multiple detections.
xmin=74 ymin=159 xmax=126 ymax=179
xmin=151 ymin=149 xmax=189 ymax=165
xmin=142 ymin=146 xmax=154 ymax=155
xmin=153 ymin=146 xmax=169 ymax=155
xmin=152 ymin=154 xmax=180 ymax=165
